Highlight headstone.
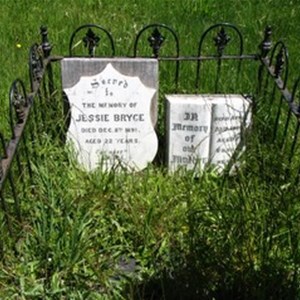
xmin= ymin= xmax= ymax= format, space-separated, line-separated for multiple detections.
xmin=61 ymin=58 xmax=158 ymax=171
xmin=166 ymin=94 xmax=251 ymax=172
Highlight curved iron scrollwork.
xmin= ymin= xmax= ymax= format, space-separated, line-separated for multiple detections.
xmin=196 ymin=23 xmax=243 ymax=90
xmin=0 ymin=164 xmax=3 ymax=182
xmin=213 ymin=27 xmax=231 ymax=56
xmin=291 ymin=77 xmax=300 ymax=115
xmin=133 ymin=23 xmax=180 ymax=90
xmin=147 ymin=27 xmax=165 ymax=58
xmin=197 ymin=23 xmax=244 ymax=57
xmin=133 ymin=23 xmax=180 ymax=58
xmin=29 ymin=43 xmax=43 ymax=92
xmin=69 ymin=24 xmax=115 ymax=57
xmin=0 ymin=132 xmax=7 ymax=181
xmin=9 ymin=79 xmax=28 ymax=138
xmin=275 ymin=47 xmax=285 ymax=79
xmin=284 ymin=77 xmax=300 ymax=168
xmin=269 ymin=41 xmax=289 ymax=89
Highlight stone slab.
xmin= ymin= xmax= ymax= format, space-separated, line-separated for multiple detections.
xmin=61 ymin=58 xmax=158 ymax=171
xmin=166 ymin=94 xmax=251 ymax=172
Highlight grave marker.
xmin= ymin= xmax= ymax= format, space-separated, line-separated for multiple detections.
xmin=166 ymin=94 xmax=251 ymax=172
xmin=61 ymin=58 xmax=158 ymax=171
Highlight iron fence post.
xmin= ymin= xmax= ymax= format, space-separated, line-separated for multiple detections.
xmin=40 ymin=26 xmax=52 ymax=58
xmin=259 ymin=26 xmax=272 ymax=59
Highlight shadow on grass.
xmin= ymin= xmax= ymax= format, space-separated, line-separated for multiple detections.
xmin=129 ymin=263 xmax=298 ymax=300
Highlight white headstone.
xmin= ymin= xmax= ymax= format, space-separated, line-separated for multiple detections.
xmin=166 ymin=94 xmax=251 ymax=173
xmin=61 ymin=58 xmax=158 ymax=171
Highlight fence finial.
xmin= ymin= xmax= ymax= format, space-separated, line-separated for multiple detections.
xmin=214 ymin=27 xmax=231 ymax=56
xmin=83 ymin=28 xmax=100 ymax=57
xmin=259 ymin=25 xmax=272 ymax=58
xmin=40 ymin=25 xmax=52 ymax=58
xmin=148 ymin=27 xmax=165 ymax=58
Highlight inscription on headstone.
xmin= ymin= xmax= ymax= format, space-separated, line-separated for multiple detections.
xmin=166 ymin=94 xmax=251 ymax=172
xmin=61 ymin=58 xmax=158 ymax=171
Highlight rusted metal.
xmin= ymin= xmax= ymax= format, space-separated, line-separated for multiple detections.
xmin=259 ymin=25 xmax=272 ymax=58
xmin=0 ymin=95 xmax=33 ymax=191
xmin=40 ymin=25 xmax=52 ymax=58
xmin=29 ymin=43 xmax=43 ymax=92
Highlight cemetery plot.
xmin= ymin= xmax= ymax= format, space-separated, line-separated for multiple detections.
xmin=166 ymin=94 xmax=252 ymax=172
xmin=61 ymin=58 xmax=158 ymax=171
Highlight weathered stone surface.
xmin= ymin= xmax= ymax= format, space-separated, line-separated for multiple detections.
xmin=61 ymin=58 xmax=158 ymax=171
xmin=166 ymin=94 xmax=251 ymax=172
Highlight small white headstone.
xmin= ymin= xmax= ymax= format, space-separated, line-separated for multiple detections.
xmin=61 ymin=58 xmax=158 ymax=171
xmin=166 ymin=94 xmax=251 ymax=172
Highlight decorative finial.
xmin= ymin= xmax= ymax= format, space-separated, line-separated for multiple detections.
xmin=12 ymin=88 xmax=26 ymax=124
xmin=259 ymin=25 xmax=272 ymax=58
xmin=83 ymin=28 xmax=100 ymax=57
xmin=40 ymin=25 xmax=52 ymax=58
xmin=148 ymin=28 xmax=165 ymax=58
xmin=213 ymin=27 xmax=231 ymax=56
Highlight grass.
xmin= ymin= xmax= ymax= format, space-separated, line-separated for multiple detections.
xmin=0 ymin=0 xmax=300 ymax=299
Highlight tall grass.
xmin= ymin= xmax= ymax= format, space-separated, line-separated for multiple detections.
xmin=0 ymin=0 xmax=300 ymax=299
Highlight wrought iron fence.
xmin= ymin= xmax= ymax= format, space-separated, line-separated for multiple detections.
xmin=257 ymin=27 xmax=300 ymax=182
xmin=0 ymin=22 xmax=300 ymax=249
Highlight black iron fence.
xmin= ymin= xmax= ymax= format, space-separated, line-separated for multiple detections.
xmin=0 ymin=23 xmax=299 ymax=248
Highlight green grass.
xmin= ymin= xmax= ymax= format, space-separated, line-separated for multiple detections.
xmin=1 ymin=0 xmax=300 ymax=299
